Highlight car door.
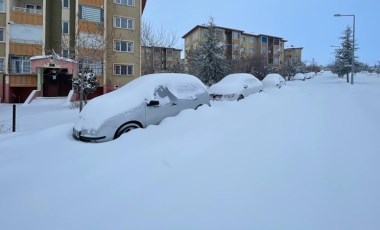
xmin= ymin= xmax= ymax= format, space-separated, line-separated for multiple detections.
xmin=145 ymin=86 xmax=178 ymax=125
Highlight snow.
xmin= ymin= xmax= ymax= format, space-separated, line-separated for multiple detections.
xmin=262 ymin=73 xmax=286 ymax=88
xmin=293 ymin=72 xmax=306 ymax=80
xmin=1 ymin=72 xmax=380 ymax=229
xmin=77 ymin=73 xmax=208 ymax=130
xmin=208 ymin=73 xmax=262 ymax=94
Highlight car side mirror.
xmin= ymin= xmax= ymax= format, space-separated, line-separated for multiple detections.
xmin=147 ymin=100 xmax=159 ymax=106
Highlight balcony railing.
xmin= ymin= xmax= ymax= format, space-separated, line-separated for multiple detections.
xmin=11 ymin=6 xmax=42 ymax=14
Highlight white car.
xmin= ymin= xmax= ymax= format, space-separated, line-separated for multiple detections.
xmin=73 ymin=73 xmax=210 ymax=142
xmin=209 ymin=73 xmax=263 ymax=101
xmin=292 ymin=73 xmax=306 ymax=81
xmin=262 ymin=73 xmax=286 ymax=89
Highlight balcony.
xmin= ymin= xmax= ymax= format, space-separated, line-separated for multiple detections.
xmin=9 ymin=74 xmax=37 ymax=87
xmin=10 ymin=6 xmax=43 ymax=26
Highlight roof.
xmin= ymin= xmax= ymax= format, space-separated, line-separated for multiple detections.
xmin=182 ymin=25 xmax=244 ymax=38
xmin=182 ymin=25 xmax=286 ymax=42
xmin=142 ymin=0 xmax=147 ymax=13
xmin=141 ymin=45 xmax=182 ymax=51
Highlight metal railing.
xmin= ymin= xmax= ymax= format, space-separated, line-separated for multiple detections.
xmin=11 ymin=6 xmax=42 ymax=14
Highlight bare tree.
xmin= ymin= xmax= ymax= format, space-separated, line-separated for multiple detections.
xmin=58 ymin=21 xmax=117 ymax=111
xmin=141 ymin=20 xmax=180 ymax=75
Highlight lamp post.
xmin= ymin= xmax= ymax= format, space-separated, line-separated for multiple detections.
xmin=334 ymin=13 xmax=355 ymax=85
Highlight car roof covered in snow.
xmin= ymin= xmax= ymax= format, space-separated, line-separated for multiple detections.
xmin=208 ymin=73 xmax=262 ymax=94
xmin=262 ymin=73 xmax=286 ymax=88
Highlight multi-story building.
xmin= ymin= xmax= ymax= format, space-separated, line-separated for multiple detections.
xmin=182 ymin=25 xmax=287 ymax=67
xmin=0 ymin=0 xmax=146 ymax=103
xmin=284 ymin=47 xmax=303 ymax=64
xmin=141 ymin=46 xmax=182 ymax=75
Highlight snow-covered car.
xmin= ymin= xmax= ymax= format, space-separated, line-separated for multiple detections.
xmin=304 ymin=72 xmax=315 ymax=79
xmin=262 ymin=73 xmax=286 ymax=89
xmin=292 ymin=73 xmax=306 ymax=81
xmin=209 ymin=73 xmax=263 ymax=101
xmin=73 ymin=73 xmax=210 ymax=142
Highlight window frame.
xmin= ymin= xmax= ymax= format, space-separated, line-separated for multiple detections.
xmin=0 ymin=57 xmax=4 ymax=72
xmin=62 ymin=21 xmax=69 ymax=34
xmin=114 ymin=0 xmax=135 ymax=7
xmin=0 ymin=28 xmax=4 ymax=42
xmin=63 ymin=0 xmax=70 ymax=8
xmin=114 ymin=64 xmax=134 ymax=76
xmin=113 ymin=16 xmax=134 ymax=30
xmin=0 ymin=0 xmax=4 ymax=12
xmin=114 ymin=40 xmax=134 ymax=53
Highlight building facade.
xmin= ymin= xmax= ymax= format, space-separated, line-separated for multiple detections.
xmin=0 ymin=0 xmax=146 ymax=103
xmin=284 ymin=47 xmax=303 ymax=64
xmin=182 ymin=25 xmax=287 ymax=67
xmin=141 ymin=46 xmax=182 ymax=75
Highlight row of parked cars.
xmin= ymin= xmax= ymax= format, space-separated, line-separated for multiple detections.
xmin=72 ymin=72 xmax=288 ymax=143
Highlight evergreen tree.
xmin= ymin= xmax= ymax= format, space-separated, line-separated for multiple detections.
xmin=72 ymin=67 xmax=99 ymax=104
xmin=187 ymin=18 xmax=230 ymax=86
xmin=334 ymin=26 xmax=358 ymax=81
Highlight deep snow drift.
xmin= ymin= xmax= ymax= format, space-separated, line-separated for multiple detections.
xmin=1 ymin=72 xmax=380 ymax=230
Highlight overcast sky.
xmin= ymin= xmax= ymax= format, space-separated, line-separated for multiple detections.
xmin=143 ymin=0 xmax=379 ymax=66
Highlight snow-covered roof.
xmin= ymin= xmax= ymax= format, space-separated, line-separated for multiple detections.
xmin=30 ymin=55 xmax=77 ymax=63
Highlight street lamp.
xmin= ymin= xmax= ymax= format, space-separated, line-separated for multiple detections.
xmin=334 ymin=13 xmax=355 ymax=85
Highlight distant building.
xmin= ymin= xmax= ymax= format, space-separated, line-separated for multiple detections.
xmin=141 ymin=46 xmax=182 ymax=75
xmin=284 ymin=47 xmax=303 ymax=64
xmin=182 ymin=25 xmax=287 ymax=67
xmin=0 ymin=0 xmax=147 ymax=103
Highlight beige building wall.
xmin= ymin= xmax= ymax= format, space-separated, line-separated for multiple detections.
xmin=183 ymin=25 xmax=287 ymax=67
xmin=104 ymin=0 xmax=142 ymax=92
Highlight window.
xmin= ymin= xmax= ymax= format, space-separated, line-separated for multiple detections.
xmin=63 ymin=0 xmax=70 ymax=8
xmin=62 ymin=21 xmax=69 ymax=34
xmin=0 ymin=28 xmax=4 ymax=42
xmin=114 ymin=16 xmax=134 ymax=29
xmin=261 ymin=36 xmax=268 ymax=43
xmin=80 ymin=57 xmax=103 ymax=75
xmin=114 ymin=64 xmax=133 ymax=76
xmin=0 ymin=0 xmax=4 ymax=12
xmin=79 ymin=5 xmax=103 ymax=22
xmin=232 ymin=31 xmax=240 ymax=40
xmin=10 ymin=56 xmax=31 ymax=73
xmin=25 ymin=4 xmax=42 ymax=13
xmin=274 ymin=38 xmax=280 ymax=45
xmin=114 ymin=40 xmax=134 ymax=52
xmin=62 ymin=49 xmax=69 ymax=58
xmin=114 ymin=0 xmax=134 ymax=6
xmin=0 ymin=58 xmax=4 ymax=72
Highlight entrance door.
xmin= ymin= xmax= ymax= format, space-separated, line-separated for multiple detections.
xmin=43 ymin=68 xmax=72 ymax=97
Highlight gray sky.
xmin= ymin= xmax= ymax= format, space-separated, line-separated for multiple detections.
xmin=143 ymin=0 xmax=380 ymax=66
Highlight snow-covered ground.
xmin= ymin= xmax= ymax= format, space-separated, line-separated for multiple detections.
xmin=1 ymin=72 xmax=380 ymax=229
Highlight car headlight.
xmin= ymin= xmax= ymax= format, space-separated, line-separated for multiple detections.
xmin=223 ymin=94 xmax=236 ymax=99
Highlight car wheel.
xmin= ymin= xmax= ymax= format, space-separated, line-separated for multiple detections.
xmin=237 ymin=95 xmax=244 ymax=101
xmin=114 ymin=122 xmax=142 ymax=139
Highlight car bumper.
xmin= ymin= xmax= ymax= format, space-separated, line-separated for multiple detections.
xmin=73 ymin=128 xmax=106 ymax=142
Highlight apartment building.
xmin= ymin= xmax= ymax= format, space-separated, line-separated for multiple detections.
xmin=0 ymin=0 xmax=146 ymax=103
xmin=284 ymin=47 xmax=303 ymax=64
xmin=182 ymin=25 xmax=287 ymax=67
xmin=141 ymin=46 xmax=182 ymax=75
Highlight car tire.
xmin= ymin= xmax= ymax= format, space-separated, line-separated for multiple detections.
xmin=114 ymin=122 xmax=142 ymax=139
xmin=237 ymin=95 xmax=244 ymax=101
